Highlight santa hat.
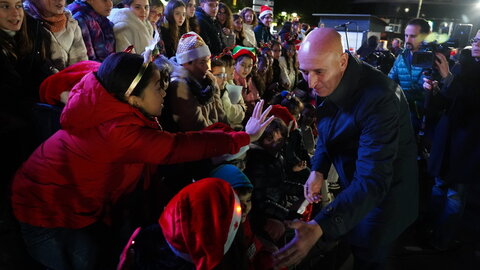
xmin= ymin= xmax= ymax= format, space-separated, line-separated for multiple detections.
xmin=39 ymin=60 xmax=101 ymax=105
xmin=268 ymin=104 xmax=296 ymax=132
xmin=232 ymin=45 xmax=256 ymax=63
xmin=159 ymin=178 xmax=242 ymax=270
xmin=259 ymin=5 xmax=273 ymax=19
xmin=176 ymin=32 xmax=211 ymax=65
xmin=210 ymin=164 xmax=253 ymax=189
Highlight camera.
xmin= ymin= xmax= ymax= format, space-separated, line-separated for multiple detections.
xmin=412 ymin=41 xmax=455 ymax=69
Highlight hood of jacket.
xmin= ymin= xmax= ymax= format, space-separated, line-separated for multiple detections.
xmin=57 ymin=64 xmax=155 ymax=133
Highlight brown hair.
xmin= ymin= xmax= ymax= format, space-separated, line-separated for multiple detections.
xmin=217 ymin=2 xmax=233 ymax=30
xmin=240 ymin=7 xmax=257 ymax=27
xmin=165 ymin=0 xmax=190 ymax=51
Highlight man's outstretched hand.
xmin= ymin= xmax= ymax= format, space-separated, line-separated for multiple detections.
xmin=274 ymin=219 xmax=323 ymax=268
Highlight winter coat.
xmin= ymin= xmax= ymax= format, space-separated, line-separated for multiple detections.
xmin=388 ymin=49 xmax=426 ymax=105
xmin=278 ymin=56 xmax=297 ymax=90
xmin=312 ymin=55 xmax=418 ymax=247
xmin=221 ymin=86 xmax=246 ymax=127
xmin=254 ymin=21 xmax=273 ymax=47
xmin=0 ymin=15 xmax=54 ymax=183
xmin=195 ymin=7 xmax=224 ymax=55
xmin=11 ymin=71 xmax=250 ymax=229
xmin=242 ymin=23 xmax=256 ymax=48
xmin=164 ymin=64 xmax=227 ymax=132
xmin=23 ymin=4 xmax=88 ymax=71
xmin=428 ymin=52 xmax=480 ymax=184
xmin=159 ymin=26 xmax=176 ymax=58
xmin=108 ymin=8 xmax=153 ymax=54
xmin=67 ymin=0 xmax=115 ymax=62
xmin=234 ymin=71 xmax=260 ymax=108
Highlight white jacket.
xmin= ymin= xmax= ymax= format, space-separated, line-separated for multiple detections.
xmin=242 ymin=23 xmax=256 ymax=47
xmin=109 ymin=8 xmax=153 ymax=54
xmin=47 ymin=11 xmax=87 ymax=71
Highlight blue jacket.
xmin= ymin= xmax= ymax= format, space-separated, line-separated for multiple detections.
xmin=312 ymin=55 xmax=418 ymax=247
xmin=254 ymin=21 xmax=273 ymax=46
xmin=388 ymin=49 xmax=426 ymax=105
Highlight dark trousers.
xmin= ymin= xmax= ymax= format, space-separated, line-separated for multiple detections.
xmin=351 ymin=243 xmax=392 ymax=270
xmin=20 ymin=222 xmax=107 ymax=270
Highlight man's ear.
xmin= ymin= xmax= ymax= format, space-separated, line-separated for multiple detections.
xmin=339 ymin=52 xmax=349 ymax=72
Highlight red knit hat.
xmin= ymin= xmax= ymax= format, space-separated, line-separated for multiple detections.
xmin=159 ymin=178 xmax=242 ymax=270
xmin=259 ymin=5 xmax=273 ymax=19
xmin=268 ymin=104 xmax=296 ymax=131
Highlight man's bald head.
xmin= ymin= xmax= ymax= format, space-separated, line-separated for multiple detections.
xmin=298 ymin=28 xmax=349 ymax=97
xmin=299 ymin=28 xmax=344 ymax=56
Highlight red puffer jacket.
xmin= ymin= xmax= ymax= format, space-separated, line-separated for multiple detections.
xmin=11 ymin=71 xmax=250 ymax=229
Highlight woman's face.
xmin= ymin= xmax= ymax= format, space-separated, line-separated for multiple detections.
xmin=234 ymin=56 xmax=253 ymax=79
xmin=134 ymin=69 xmax=167 ymax=117
xmin=243 ymin=10 xmax=253 ymax=25
xmin=233 ymin=17 xmax=242 ymax=32
xmin=128 ymin=0 xmax=149 ymax=21
xmin=86 ymin=0 xmax=113 ymax=17
xmin=186 ymin=0 xmax=195 ymax=18
xmin=286 ymin=45 xmax=296 ymax=58
xmin=0 ymin=0 xmax=23 ymax=31
xmin=173 ymin=6 xmax=186 ymax=27
xmin=148 ymin=5 xmax=163 ymax=25
xmin=272 ymin=44 xmax=282 ymax=60
xmin=216 ymin=6 xmax=226 ymax=25
xmin=38 ymin=0 xmax=65 ymax=17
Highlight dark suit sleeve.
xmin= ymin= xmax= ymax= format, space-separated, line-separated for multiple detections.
xmin=197 ymin=18 xmax=211 ymax=48
xmin=314 ymin=89 xmax=399 ymax=241
xmin=310 ymin=137 xmax=332 ymax=177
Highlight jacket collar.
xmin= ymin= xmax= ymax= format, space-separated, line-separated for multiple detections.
xmin=327 ymin=54 xmax=362 ymax=109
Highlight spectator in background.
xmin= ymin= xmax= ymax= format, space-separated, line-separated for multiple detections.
xmin=160 ymin=0 xmax=189 ymax=58
xmin=148 ymin=0 xmax=164 ymax=27
xmin=24 ymin=0 xmax=88 ymax=71
xmin=195 ymin=0 xmax=224 ymax=55
xmin=211 ymin=59 xmax=246 ymax=128
xmin=390 ymin=37 xmax=403 ymax=56
xmin=356 ymin=35 xmax=379 ymax=60
xmin=271 ymin=40 xmax=290 ymax=90
xmin=239 ymin=7 xmax=257 ymax=47
xmin=254 ymin=5 xmax=273 ymax=46
xmin=182 ymin=0 xmax=199 ymax=33
xmin=216 ymin=2 xmax=235 ymax=48
xmin=233 ymin=13 xmax=247 ymax=47
xmin=109 ymin=0 xmax=153 ymax=53
xmin=67 ymin=0 xmax=115 ymax=62
xmin=278 ymin=21 xmax=293 ymax=42
xmin=233 ymin=45 xmax=260 ymax=116
xmin=165 ymin=32 xmax=226 ymax=131
xmin=280 ymin=41 xmax=299 ymax=90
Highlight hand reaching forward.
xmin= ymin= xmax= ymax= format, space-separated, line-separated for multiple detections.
xmin=304 ymin=171 xmax=325 ymax=203
xmin=245 ymin=100 xmax=274 ymax=142
xmin=274 ymin=219 xmax=323 ymax=268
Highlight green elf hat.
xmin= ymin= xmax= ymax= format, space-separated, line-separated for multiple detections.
xmin=232 ymin=46 xmax=256 ymax=64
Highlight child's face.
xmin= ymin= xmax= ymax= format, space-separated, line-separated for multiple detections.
xmin=238 ymin=192 xmax=252 ymax=223
xmin=211 ymin=66 xmax=227 ymax=89
xmin=261 ymin=130 xmax=285 ymax=154
xmin=148 ymin=5 xmax=163 ymax=25
xmin=234 ymin=56 xmax=253 ymax=79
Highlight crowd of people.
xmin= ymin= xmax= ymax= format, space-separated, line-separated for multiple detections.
xmin=1 ymin=0 xmax=479 ymax=269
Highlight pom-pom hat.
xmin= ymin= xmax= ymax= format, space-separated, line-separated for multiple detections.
xmin=176 ymin=32 xmax=212 ymax=65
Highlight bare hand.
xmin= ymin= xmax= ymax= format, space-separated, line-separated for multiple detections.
xmin=423 ymin=77 xmax=439 ymax=92
xmin=292 ymin=160 xmax=307 ymax=172
xmin=304 ymin=171 xmax=324 ymax=203
xmin=223 ymin=27 xmax=231 ymax=35
xmin=245 ymin=100 xmax=275 ymax=142
xmin=274 ymin=219 xmax=323 ymax=268
xmin=434 ymin=52 xmax=451 ymax=79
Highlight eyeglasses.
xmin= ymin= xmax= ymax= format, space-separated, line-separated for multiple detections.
xmin=471 ymin=38 xmax=480 ymax=45
xmin=213 ymin=73 xmax=227 ymax=78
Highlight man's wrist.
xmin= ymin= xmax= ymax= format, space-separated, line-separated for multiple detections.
xmin=307 ymin=219 xmax=323 ymax=240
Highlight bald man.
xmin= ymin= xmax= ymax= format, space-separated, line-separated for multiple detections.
xmin=275 ymin=28 xmax=418 ymax=269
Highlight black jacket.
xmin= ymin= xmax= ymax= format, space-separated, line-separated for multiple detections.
xmin=428 ymin=51 xmax=480 ymax=184
xmin=195 ymin=7 xmax=224 ymax=55
xmin=311 ymin=55 xmax=418 ymax=247
xmin=254 ymin=21 xmax=273 ymax=46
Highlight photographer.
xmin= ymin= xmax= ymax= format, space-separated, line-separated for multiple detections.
xmin=422 ymin=30 xmax=480 ymax=251
xmin=388 ymin=18 xmax=431 ymax=135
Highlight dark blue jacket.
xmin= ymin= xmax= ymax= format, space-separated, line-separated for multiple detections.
xmin=254 ymin=21 xmax=273 ymax=46
xmin=195 ymin=7 xmax=224 ymax=55
xmin=312 ymin=55 xmax=418 ymax=247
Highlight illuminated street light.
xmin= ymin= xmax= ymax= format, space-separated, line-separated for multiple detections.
xmin=292 ymin=12 xmax=298 ymax=17
xmin=281 ymin=11 xmax=287 ymax=16
xmin=404 ymin=8 xmax=409 ymax=13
